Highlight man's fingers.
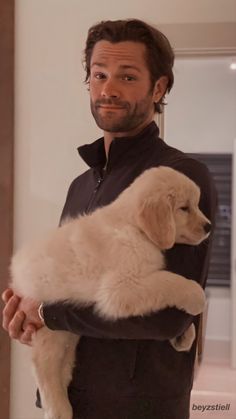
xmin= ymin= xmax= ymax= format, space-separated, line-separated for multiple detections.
xmin=5 ymin=310 xmax=25 ymax=339
xmin=2 ymin=295 xmax=21 ymax=330
xmin=2 ymin=290 xmax=41 ymax=347
xmin=20 ymin=325 xmax=36 ymax=346
xmin=2 ymin=291 xmax=37 ymax=346
xmin=1 ymin=288 xmax=14 ymax=304
xmin=2 ymin=296 xmax=18 ymax=330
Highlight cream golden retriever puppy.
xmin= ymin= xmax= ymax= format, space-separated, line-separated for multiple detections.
xmin=10 ymin=166 xmax=211 ymax=419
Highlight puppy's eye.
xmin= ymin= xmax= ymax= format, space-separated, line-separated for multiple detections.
xmin=180 ymin=206 xmax=189 ymax=212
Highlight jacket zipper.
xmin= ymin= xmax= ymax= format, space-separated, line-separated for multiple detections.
xmin=86 ymin=175 xmax=104 ymax=213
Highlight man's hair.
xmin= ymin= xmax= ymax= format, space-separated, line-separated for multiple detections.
xmin=83 ymin=19 xmax=175 ymax=113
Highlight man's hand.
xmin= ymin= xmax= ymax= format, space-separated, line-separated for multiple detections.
xmin=2 ymin=288 xmax=44 ymax=345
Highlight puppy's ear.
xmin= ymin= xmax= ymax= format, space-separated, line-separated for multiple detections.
xmin=136 ymin=194 xmax=176 ymax=249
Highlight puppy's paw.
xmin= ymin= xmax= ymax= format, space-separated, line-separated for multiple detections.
xmin=170 ymin=324 xmax=196 ymax=352
xmin=182 ymin=280 xmax=206 ymax=315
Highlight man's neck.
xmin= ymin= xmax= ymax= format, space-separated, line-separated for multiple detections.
xmin=104 ymin=132 xmax=114 ymax=158
xmin=103 ymin=118 xmax=154 ymax=157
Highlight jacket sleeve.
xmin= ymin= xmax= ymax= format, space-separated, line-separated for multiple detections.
xmin=43 ymin=160 xmax=217 ymax=340
xmin=43 ymin=302 xmax=194 ymax=340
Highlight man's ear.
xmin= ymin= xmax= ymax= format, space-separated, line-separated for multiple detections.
xmin=136 ymin=194 xmax=176 ymax=249
xmin=153 ymin=76 xmax=168 ymax=103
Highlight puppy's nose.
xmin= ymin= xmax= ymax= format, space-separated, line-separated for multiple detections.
xmin=204 ymin=222 xmax=211 ymax=234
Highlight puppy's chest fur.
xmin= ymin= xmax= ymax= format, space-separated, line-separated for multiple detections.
xmin=105 ymin=225 xmax=165 ymax=277
xmin=67 ymin=214 xmax=165 ymax=279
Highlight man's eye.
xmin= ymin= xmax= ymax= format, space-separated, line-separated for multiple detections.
xmin=180 ymin=206 xmax=189 ymax=212
xmin=94 ymin=73 xmax=106 ymax=80
xmin=122 ymin=75 xmax=136 ymax=81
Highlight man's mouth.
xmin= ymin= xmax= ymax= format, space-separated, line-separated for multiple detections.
xmin=98 ymin=106 xmax=125 ymax=110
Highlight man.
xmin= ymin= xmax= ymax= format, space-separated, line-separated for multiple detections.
xmin=2 ymin=19 xmax=216 ymax=419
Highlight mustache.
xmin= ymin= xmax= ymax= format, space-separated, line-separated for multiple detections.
xmin=94 ymin=99 xmax=129 ymax=108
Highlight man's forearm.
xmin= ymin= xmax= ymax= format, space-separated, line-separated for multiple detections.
xmin=42 ymin=302 xmax=195 ymax=341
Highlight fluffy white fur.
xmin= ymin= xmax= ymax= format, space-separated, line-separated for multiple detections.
xmin=10 ymin=166 xmax=211 ymax=419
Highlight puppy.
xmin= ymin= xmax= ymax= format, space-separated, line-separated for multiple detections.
xmin=10 ymin=166 xmax=211 ymax=419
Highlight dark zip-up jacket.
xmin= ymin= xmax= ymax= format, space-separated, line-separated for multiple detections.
xmin=39 ymin=122 xmax=217 ymax=419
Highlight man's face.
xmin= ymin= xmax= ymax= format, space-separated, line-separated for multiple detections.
xmin=89 ymin=41 xmax=165 ymax=137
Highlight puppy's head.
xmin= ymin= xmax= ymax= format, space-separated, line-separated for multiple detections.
xmin=134 ymin=167 xmax=211 ymax=250
xmin=172 ymin=178 xmax=211 ymax=246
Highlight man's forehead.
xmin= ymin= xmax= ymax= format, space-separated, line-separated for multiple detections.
xmin=91 ymin=40 xmax=146 ymax=65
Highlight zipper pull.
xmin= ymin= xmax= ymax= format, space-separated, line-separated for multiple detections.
xmin=95 ymin=177 xmax=102 ymax=190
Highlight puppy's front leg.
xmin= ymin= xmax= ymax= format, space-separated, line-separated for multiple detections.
xmin=154 ymin=271 xmax=206 ymax=315
xmin=31 ymin=327 xmax=78 ymax=419
xmin=96 ymin=270 xmax=205 ymax=319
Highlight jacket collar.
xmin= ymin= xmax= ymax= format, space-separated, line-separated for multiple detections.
xmin=78 ymin=121 xmax=160 ymax=170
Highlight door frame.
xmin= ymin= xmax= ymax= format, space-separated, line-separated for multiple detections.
xmin=0 ymin=1 xmax=14 ymax=418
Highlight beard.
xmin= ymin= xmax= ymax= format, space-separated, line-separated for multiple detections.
xmin=90 ymin=95 xmax=154 ymax=133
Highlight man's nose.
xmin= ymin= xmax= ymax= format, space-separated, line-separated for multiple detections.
xmin=101 ymin=80 xmax=120 ymax=98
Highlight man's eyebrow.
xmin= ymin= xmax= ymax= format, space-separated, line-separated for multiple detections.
xmin=91 ymin=62 xmax=106 ymax=68
xmin=91 ymin=62 xmax=142 ymax=73
xmin=119 ymin=64 xmax=142 ymax=73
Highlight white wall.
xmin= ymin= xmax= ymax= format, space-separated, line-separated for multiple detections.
xmin=12 ymin=1 xmax=236 ymax=418
xmin=165 ymin=57 xmax=236 ymax=153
